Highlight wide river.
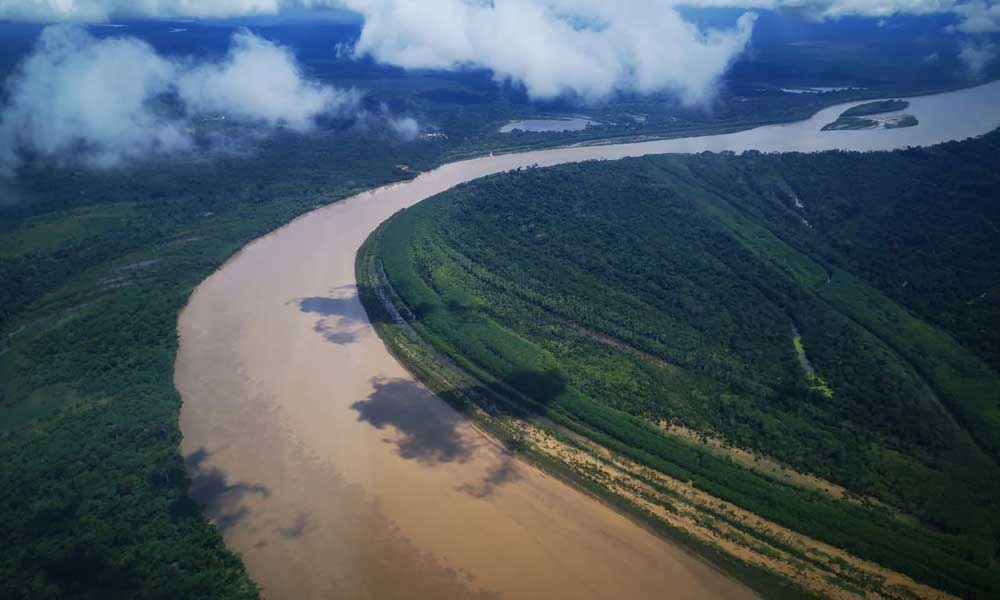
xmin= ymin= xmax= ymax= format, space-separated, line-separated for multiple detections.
xmin=176 ymin=81 xmax=1000 ymax=600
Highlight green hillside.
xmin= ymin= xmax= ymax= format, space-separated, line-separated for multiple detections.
xmin=365 ymin=131 xmax=1000 ymax=598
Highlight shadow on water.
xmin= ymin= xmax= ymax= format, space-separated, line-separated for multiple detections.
xmin=350 ymin=370 xmax=568 ymax=498
xmin=351 ymin=377 xmax=523 ymax=498
xmin=313 ymin=319 xmax=364 ymax=344
xmin=457 ymin=456 xmax=520 ymax=499
xmin=274 ymin=512 xmax=310 ymax=540
xmin=297 ymin=296 xmax=366 ymax=321
xmin=185 ymin=447 xmax=271 ymax=533
xmin=351 ymin=378 xmax=475 ymax=464
xmin=183 ymin=443 xmax=501 ymax=598
xmin=290 ymin=286 xmax=370 ymax=345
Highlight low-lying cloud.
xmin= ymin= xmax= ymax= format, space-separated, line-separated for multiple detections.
xmin=959 ymin=40 xmax=998 ymax=73
xmin=0 ymin=1 xmax=996 ymax=172
xmin=682 ymin=1 xmax=1000 ymax=33
xmin=175 ymin=32 xmax=358 ymax=131
xmin=952 ymin=1 xmax=1000 ymax=34
xmin=0 ymin=0 xmax=289 ymax=22
xmin=0 ymin=26 xmax=187 ymax=171
xmin=334 ymin=0 xmax=999 ymax=101
xmin=2 ymin=1 xmax=998 ymax=34
xmin=340 ymin=0 xmax=757 ymax=104
xmin=0 ymin=25 xmax=360 ymax=174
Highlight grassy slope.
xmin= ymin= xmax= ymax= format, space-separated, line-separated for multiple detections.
xmin=368 ymin=133 xmax=1000 ymax=598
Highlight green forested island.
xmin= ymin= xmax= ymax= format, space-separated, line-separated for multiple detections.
xmin=841 ymin=99 xmax=910 ymax=117
xmin=822 ymin=114 xmax=919 ymax=131
xmin=822 ymin=99 xmax=917 ymax=131
xmin=361 ymin=131 xmax=1000 ymax=599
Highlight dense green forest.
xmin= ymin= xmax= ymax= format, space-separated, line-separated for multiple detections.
xmin=368 ymin=130 xmax=1000 ymax=598
xmin=841 ymin=99 xmax=909 ymax=117
xmin=2 ymin=13 xmax=1000 ymax=599
xmin=0 ymin=131 xmax=444 ymax=598
xmin=0 ymin=90 xmax=908 ymax=598
xmin=821 ymin=100 xmax=917 ymax=130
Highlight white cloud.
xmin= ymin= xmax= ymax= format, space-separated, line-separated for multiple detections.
xmin=0 ymin=1 xmax=759 ymax=103
xmin=0 ymin=26 xmax=190 ymax=171
xmin=688 ymin=1 xmax=1000 ymax=32
xmin=331 ymin=0 xmax=1000 ymax=101
xmin=341 ymin=0 xmax=757 ymax=104
xmin=2 ymin=2 xmax=997 ymax=106
xmin=176 ymin=30 xmax=358 ymax=131
xmin=959 ymin=40 xmax=997 ymax=73
xmin=0 ymin=25 xmax=359 ymax=174
xmin=2 ymin=0 xmax=998 ymax=33
xmin=0 ymin=1 xmax=763 ymax=105
xmin=952 ymin=2 xmax=1000 ymax=33
xmin=0 ymin=0 xmax=286 ymax=22
xmin=386 ymin=115 xmax=420 ymax=140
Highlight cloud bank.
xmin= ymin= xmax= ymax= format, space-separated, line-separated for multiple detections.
xmin=0 ymin=25 xmax=359 ymax=173
xmin=1 ymin=0 xmax=998 ymax=33
xmin=0 ymin=26 xmax=188 ymax=171
xmin=681 ymin=1 xmax=1000 ymax=32
xmin=0 ymin=1 xmax=761 ymax=104
xmin=176 ymin=31 xmax=357 ymax=131
xmin=952 ymin=1 xmax=1000 ymax=33
xmin=0 ymin=1 xmax=996 ymax=174
xmin=340 ymin=0 xmax=756 ymax=104
xmin=0 ymin=0 xmax=289 ymax=22
xmin=334 ymin=0 xmax=998 ymax=101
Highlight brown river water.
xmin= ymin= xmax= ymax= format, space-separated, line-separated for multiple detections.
xmin=176 ymin=82 xmax=1000 ymax=600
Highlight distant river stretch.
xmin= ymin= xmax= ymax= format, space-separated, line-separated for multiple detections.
xmin=175 ymin=81 xmax=1000 ymax=600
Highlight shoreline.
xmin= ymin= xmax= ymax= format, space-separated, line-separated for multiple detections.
xmin=174 ymin=81 xmax=1000 ymax=599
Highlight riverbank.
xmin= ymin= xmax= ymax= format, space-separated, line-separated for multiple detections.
xmin=174 ymin=171 xmax=761 ymax=600
xmin=173 ymin=81 xmax=1000 ymax=599
xmin=357 ymin=219 xmax=960 ymax=600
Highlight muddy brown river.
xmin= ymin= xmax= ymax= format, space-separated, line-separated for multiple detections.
xmin=176 ymin=82 xmax=1000 ymax=600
